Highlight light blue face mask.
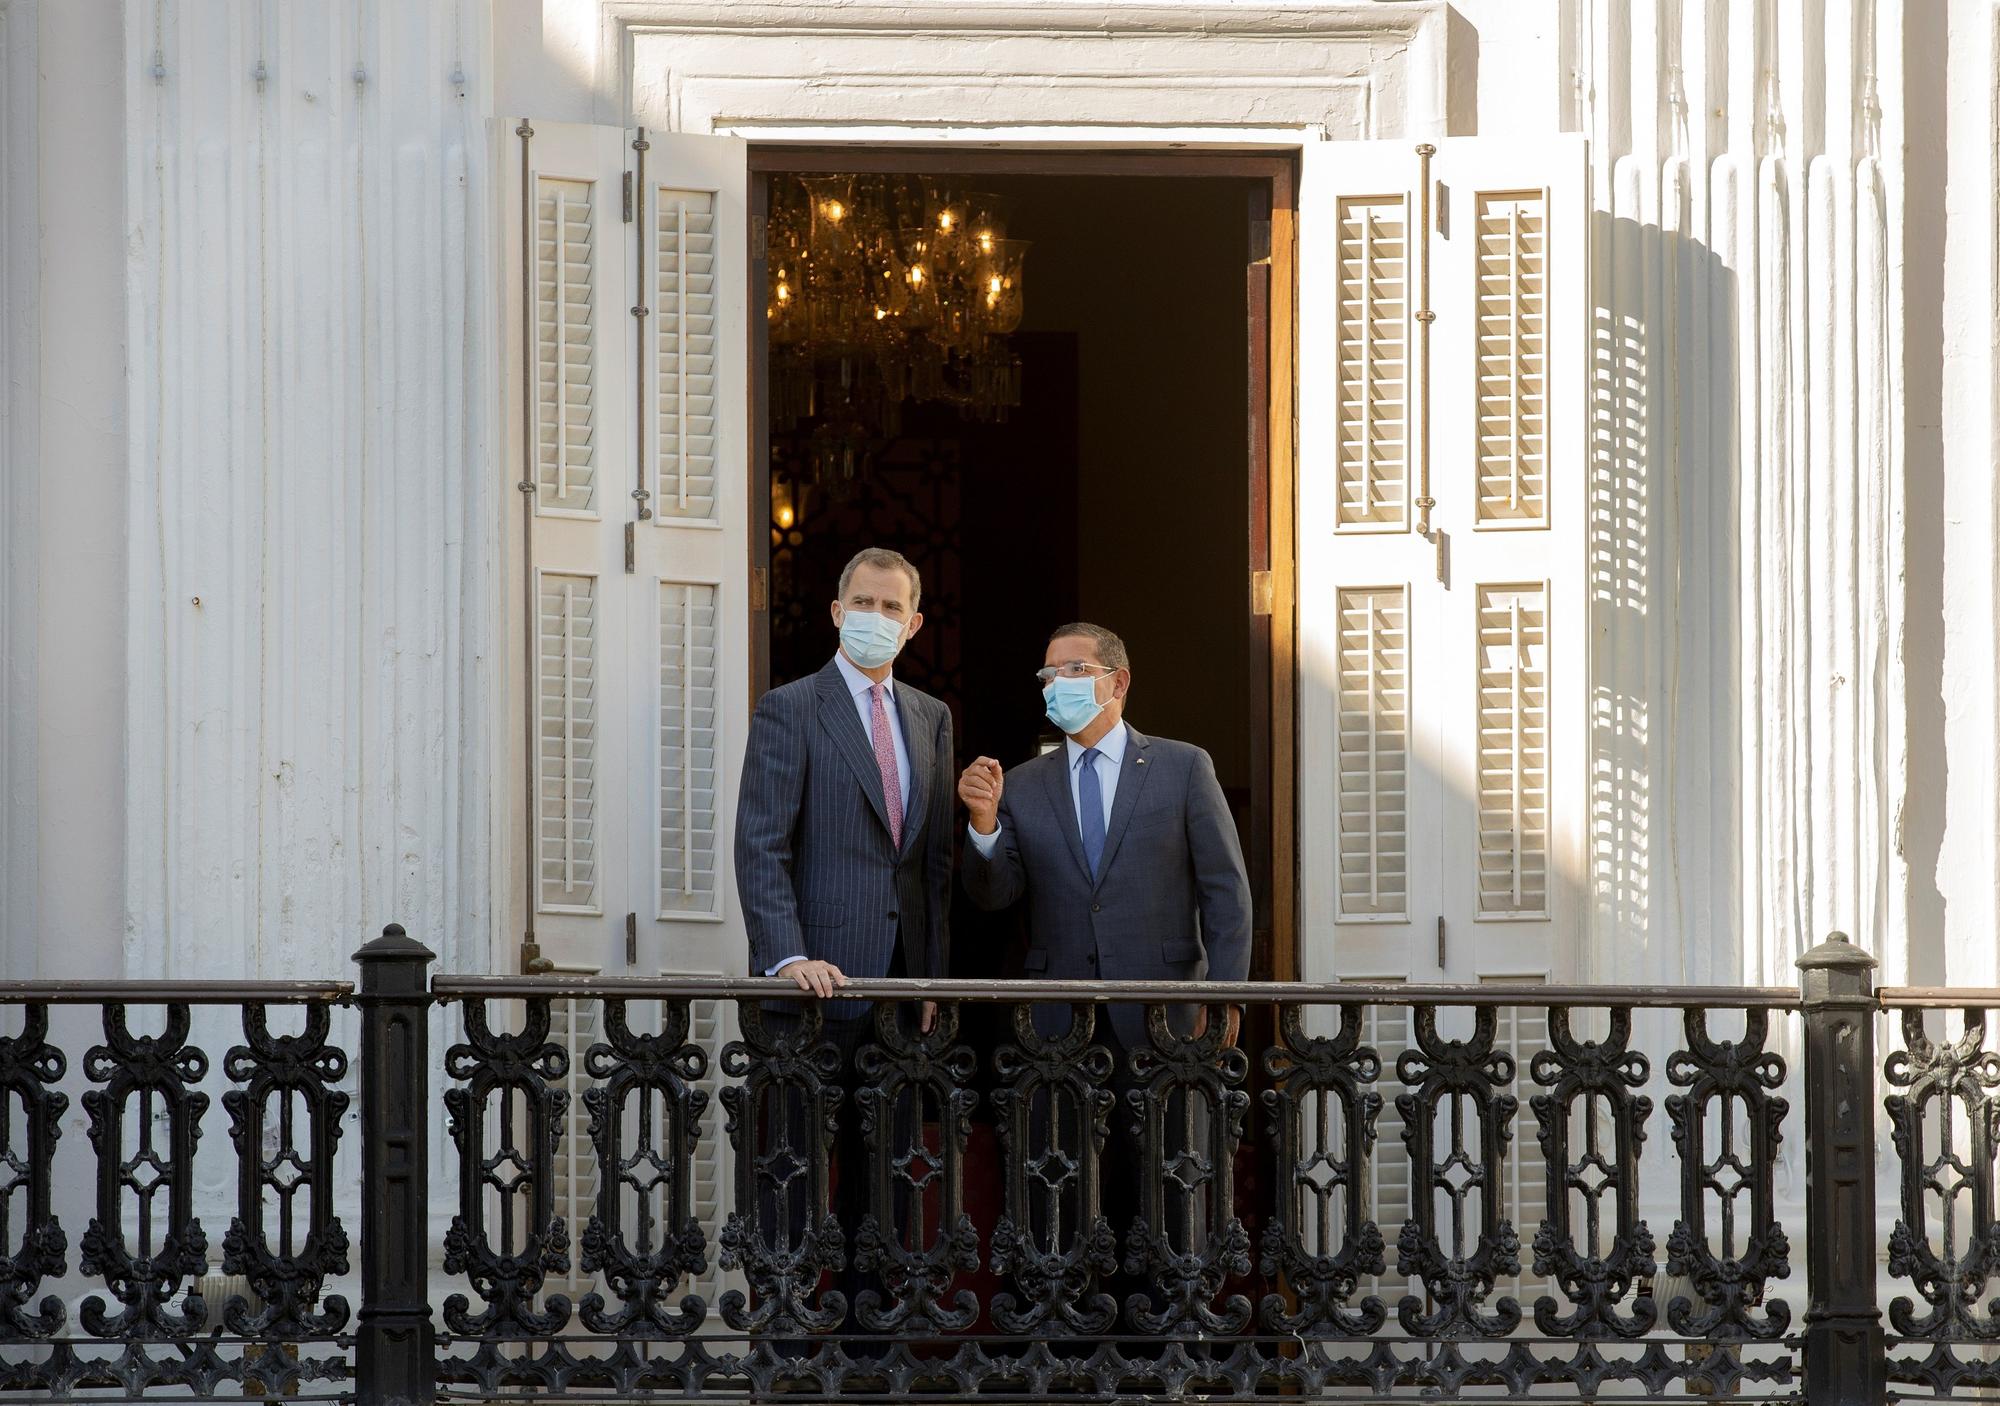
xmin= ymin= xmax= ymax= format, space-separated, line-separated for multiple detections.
xmin=838 ymin=608 xmax=907 ymax=669
xmin=1042 ymin=675 xmax=1106 ymax=735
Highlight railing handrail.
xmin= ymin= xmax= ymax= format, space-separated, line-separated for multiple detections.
xmin=0 ymin=978 xmax=353 ymax=1003
xmin=1876 ymin=984 xmax=2000 ymax=1007
xmin=430 ymin=973 xmax=1803 ymax=1007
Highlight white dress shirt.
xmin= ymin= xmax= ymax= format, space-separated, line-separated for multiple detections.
xmin=770 ymin=652 xmax=913 ymax=975
xmin=968 ymin=720 xmax=1129 ymax=857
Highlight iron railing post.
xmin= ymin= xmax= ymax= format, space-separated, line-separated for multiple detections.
xmin=1798 ymin=931 xmax=1886 ymax=1406
xmin=355 ymin=923 xmax=437 ymax=1406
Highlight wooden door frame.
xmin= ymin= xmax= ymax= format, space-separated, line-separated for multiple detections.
xmin=745 ymin=143 xmax=1298 ymax=982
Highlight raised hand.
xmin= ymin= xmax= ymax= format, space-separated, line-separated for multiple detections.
xmin=957 ymin=756 xmax=1005 ymax=834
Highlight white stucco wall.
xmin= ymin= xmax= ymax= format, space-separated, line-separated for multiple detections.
xmin=1 ymin=0 xmax=1994 ymax=991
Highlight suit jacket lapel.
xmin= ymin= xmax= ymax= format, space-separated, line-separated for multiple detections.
xmin=815 ymin=662 xmax=894 ymax=840
xmin=1092 ymin=726 xmax=1153 ymax=890
xmin=898 ymin=688 xmax=931 ymax=851
xmin=1040 ymin=749 xmax=1094 ymax=885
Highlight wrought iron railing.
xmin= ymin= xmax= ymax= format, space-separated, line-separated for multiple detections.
xmin=0 ymin=978 xmax=354 ymax=1398
xmin=0 ymin=930 xmax=1995 ymax=1403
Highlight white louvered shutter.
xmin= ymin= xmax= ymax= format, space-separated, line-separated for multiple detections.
xmin=509 ymin=122 xmax=633 ymax=967
xmin=658 ymin=582 xmax=721 ymax=917
xmin=507 ymin=119 xmax=750 ymax=980
xmin=654 ymin=189 xmax=720 ymax=521
xmin=1356 ymin=990 xmax=1415 ymax=1304
xmin=1299 ymin=138 xmax=1585 ymax=985
xmin=548 ymin=982 xmax=605 ymax=1300
xmin=625 ymin=130 xmax=749 ymax=983
xmin=684 ymin=995 xmax=734 ymax=1303
xmin=537 ymin=178 xmax=600 ymax=515
xmin=1483 ymin=981 xmax=1553 ymax=1309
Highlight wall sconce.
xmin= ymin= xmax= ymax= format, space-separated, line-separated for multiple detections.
xmin=772 ymin=478 xmax=812 ymax=534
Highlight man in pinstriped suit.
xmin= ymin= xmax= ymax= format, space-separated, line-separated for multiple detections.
xmin=733 ymin=546 xmax=954 ymax=1342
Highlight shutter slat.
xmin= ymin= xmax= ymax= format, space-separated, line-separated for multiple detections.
xmin=1335 ymin=587 xmax=1409 ymax=918
xmin=1333 ymin=194 xmax=1412 ymax=531
xmin=1474 ymin=584 xmax=1550 ymax=917
xmin=539 ymin=574 xmax=599 ymax=910
xmin=1473 ymin=191 xmax=1550 ymax=527
xmin=654 ymin=187 xmax=721 ymax=522
xmin=535 ymin=178 xmax=598 ymax=514
xmin=659 ymin=582 xmax=721 ymax=915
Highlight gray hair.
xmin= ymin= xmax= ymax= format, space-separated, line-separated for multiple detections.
xmin=837 ymin=547 xmax=922 ymax=607
xmin=1046 ymin=621 xmax=1129 ymax=672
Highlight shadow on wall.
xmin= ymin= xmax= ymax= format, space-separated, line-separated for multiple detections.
xmin=1588 ymin=212 xmax=1742 ymax=989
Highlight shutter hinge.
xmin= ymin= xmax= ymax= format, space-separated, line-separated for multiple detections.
xmin=1248 ymin=218 xmax=1272 ymax=266
xmin=624 ymin=521 xmax=636 ymax=573
xmin=751 ymin=223 xmax=768 ymax=261
xmin=622 ymin=170 xmax=633 ymax=223
xmin=750 ymin=565 xmax=769 ymax=612
xmin=1250 ymin=569 xmax=1274 ymax=616
xmin=625 ymin=912 xmax=638 ymax=967
xmin=1436 ymin=915 xmax=1447 ymax=969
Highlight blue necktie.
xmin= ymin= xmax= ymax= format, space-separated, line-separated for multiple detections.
xmin=1078 ymin=748 xmax=1105 ymax=880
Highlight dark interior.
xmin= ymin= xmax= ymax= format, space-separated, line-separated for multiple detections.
xmin=765 ymin=171 xmax=1254 ymax=982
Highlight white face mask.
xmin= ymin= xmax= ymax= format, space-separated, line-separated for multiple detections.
xmin=1043 ymin=675 xmax=1105 ymax=735
xmin=838 ymin=608 xmax=906 ymax=669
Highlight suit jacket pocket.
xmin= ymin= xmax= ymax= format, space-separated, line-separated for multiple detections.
xmin=802 ymin=900 xmax=847 ymax=928
xmin=1161 ymin=937 xmax=1202 ymax=963
xmin=1022 ymin=948 xmax=1050 ymax=972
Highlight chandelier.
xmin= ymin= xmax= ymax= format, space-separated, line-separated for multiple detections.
xmin=766 ymin=174 xmax=1029 ymax=484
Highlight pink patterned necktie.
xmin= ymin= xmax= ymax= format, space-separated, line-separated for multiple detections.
xmin=869 ymin=684 xmax=904 ymax=848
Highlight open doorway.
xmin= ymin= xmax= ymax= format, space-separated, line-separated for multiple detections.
xmin=748 ymin=153 xmax=1285 ymax=980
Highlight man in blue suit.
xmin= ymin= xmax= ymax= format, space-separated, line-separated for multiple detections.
xmin=733 ymin=546 xmax=954 ymax=1339
xmin=959 ymin=621 xmax=1252 ymax=1326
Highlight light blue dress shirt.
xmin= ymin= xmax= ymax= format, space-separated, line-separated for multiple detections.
xmin=769 ymin=652 xmax=913 ymax=976
xmin=967 ymin=720 xmax=1129 ymax=857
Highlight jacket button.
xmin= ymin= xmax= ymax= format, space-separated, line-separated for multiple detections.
xmin=887 ymin=909 xmax=899 ymax=920
xmin=1091 ymin=903 xmax=1101 ymax=913
xmin=1087 ymin=953 xmax=1098 ymax=968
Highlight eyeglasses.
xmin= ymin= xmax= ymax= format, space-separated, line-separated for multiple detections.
xmin=1034 ymin=661 xmax=1115 ymax=684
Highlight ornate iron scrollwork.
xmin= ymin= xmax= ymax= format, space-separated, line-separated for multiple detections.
xmin=0 ymin=1003 xmax=68 ymax=1339
xmin=1122 ymin=1002 xmax=1253 ymax=1335
xmin=220 ymin=1002 xmax=352 ymax=1336
xmin=1394 ymin=1004 xmax=1523 ymax=1337
xmin=1884 ymin=1005 xmax=2000 ymax=1341
xmin=715 ymin=1001 xmax=847 ymax=1334
xmin=442 ymin=997 xmax=573 ymax=1337
xmin=578 ymin=996 xmax=712 ymax=1335
xmin=851 ymin=1000 xmax=980 ymax=1332
xmin=1529 ymin=1006 xmax=1657 ymax=1337
xmin=1664 ymin=1006 xmax=1791 ymax=1339
xmin=988 ymin=1001 xmax=1119 ymax=1335
xmin=79 ymin=1003 xmax=211 ymax=1338
xmin=1258 ymin=1001 xmax=1387 ymax=1335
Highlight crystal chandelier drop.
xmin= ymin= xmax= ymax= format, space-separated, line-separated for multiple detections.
xmin=766 ymin=175 xmax=1029 ymax=485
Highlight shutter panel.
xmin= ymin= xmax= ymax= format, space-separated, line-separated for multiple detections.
xmin=1299 ymin=136 xmax=1584 ymax=984
xmin=685 ymin=996 xmax=730 ymax=1302
xmin=1334 ymin=196 xmax=1412 ymax=531
xmin=1335 ymin=587 xmax=1409 ymax=920
xmin=654 ymin=189 xmax=720 ymax=522
xmin=1484 ymin=981 xmax=1553 ymax=1309
xmin=548 ymin=984 xmax=604 ymax=1299
xmin=1474 ymin=584 xmax=1550 ymax=918
xmin=1357 ymin=991 xmax=1414 ymax=1301
xmin=1473 ymin=192 xmax=1548 ymax=528
xmin=537 ymin=178 xmax=600 ymax=515
xmin=539 ymin=572 xmax=600 ymax=911
xmin=626 ymin=129 xmax=748 ymax=984
xmin=658 ymin=582 xmax=721 ymax=917
xmin=507 ymin=122 xmax=633 ymax=966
